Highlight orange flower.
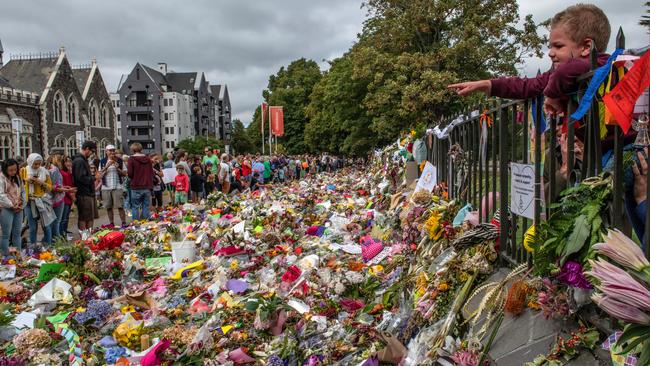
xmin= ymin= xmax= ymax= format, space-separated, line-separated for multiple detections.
xmin=348 ymin=261 xmax=364 ymax=272
xmin=437 ymin=283 xmax=449 ymax=291
xmin=39 ymin=252 xmax=54 ymax=261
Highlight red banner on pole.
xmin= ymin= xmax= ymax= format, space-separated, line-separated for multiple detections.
xmin=260 ymin=103 xmax=268 ymax=133
xmin=270 ymin=106 xmax=284 ymax=136
xmin=602 ymin=51 xmax=650 ymax=134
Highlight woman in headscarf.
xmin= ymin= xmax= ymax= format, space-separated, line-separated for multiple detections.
xmin=19 ymin=153 xmax=54 ymax=247
xmin=0 ymin=159 xmax=26 ymax=257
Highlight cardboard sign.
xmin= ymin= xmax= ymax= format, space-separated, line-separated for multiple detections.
xmin=0 ymin=265 xmax=16 ymax=280
xmin=510 ymin=163 xmax=535 ymax=219
xmin=162 ymin=168 xmax=178 ymax=184
xmin=37 ymin=263 xmax=65 ymax=283
xmin=416 ymin=162 xmax=437 ymax=192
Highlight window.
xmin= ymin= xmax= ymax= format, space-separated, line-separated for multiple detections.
xmin=169 ymin=126 xmax=174 ymax=135
xmin=117 ymin=114 xmax=120 ymax=122
xmin=117 ymin=128 xmax=121 ymax=136
xmin=100 ymin=104 xmax=108 ymax=128
xmin=137 ymin=128 xmax=148 ymax=136
xmin=66 ymin=136 xmax=77 ymax=157
xmin=67 ymin=96 xmax=78 ymax=124
xmin=165 ymin=141 xmax=170 ymax=149
xmin=169 ymin=98 xmax=173 ymax=106
xmin=53 ymin=92 xmax=64 ymax=123
xmin=164 ymin=99 xmax=168 ymax=107
xmin=136 ymin=68 xmax=140 ymax=80
xmin=170 ymin=113 xmax=174 ymax=121
xmin=170 ymin=141 xmax=175 ymax=148
xmin=0 ymin=136 xmax=10 ymax=160
xmin=164 ymin=113 xmax=168 ymax=121
xmin=20 ymin=136 xmax=31 ymax=157
xmin=89 ymin=100 xmax=98 ymax=126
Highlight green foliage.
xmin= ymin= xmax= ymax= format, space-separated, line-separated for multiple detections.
xmin=0 ymin=304 xmax=16 ymax=327
xmin=231 ymin=119 xmax=255 ymax=155
xmin=534 ymin=176 xmax=611 ymax=275
xmin=304 ymin=52 xmax=375 ymax=156
xmin=176 ymin=137 xmax=222 ymax=156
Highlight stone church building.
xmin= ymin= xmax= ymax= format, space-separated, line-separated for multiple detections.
xmin=0 ymin=43 xmax=116 ymax=158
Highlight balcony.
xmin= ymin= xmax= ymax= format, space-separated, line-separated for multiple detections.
xmin=127 ymin=100 xmax=153 ymax=107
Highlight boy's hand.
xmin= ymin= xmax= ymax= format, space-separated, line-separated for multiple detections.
xmin=447 ymin=80 xmax=491 ymax=97
xmin=543 ymin=97 xmax=565 ymax=116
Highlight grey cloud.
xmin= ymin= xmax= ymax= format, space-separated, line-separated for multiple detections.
xmin=1 ymin=1 xmax=645 ymax=124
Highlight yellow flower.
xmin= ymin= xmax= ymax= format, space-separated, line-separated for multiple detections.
xmin=523 ymin=225 xmax=535 ymax=253
xmin=424 ymin=212 xmax=443 ymax=240
xmin=39 ymin=252 xmax=53 ymax=261
xmin=410 ymin=130 xmax=416 ymax=137
xmin=437 ymin=283 xmax=449 ymax=291
xmin=368 ymin=265 xmax=384 ymax=276
xmin=7 ymin=259 xmax=15 ymax=265
xmin=230 ymin=260 xmax=239 ymax=270
xmin=121 ymin=305 xmax=135 ymax=314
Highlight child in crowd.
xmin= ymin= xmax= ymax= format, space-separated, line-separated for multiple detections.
xmin=151 ymin=154 xmax=164 ymax=212
xmin=174 ymin=165 xmax=189 ymax=205
xmin=205 ymin=173 xmax=216 ymax=196
xmin=190 ymin=165 xmax=205 ymax=203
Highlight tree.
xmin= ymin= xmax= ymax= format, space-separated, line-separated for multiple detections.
xmin=246 ymin=107 xmax=263 ymax=154
xmin=176 ymin=136 xmax=222 ymax=156
xmin=264 ymin=58 xmax=322 ymax=154
xmin=304 ymin=51 xmax=375 ymax=156
xmin=350 ymin=0 xmax=544 ymax=142
xmin=231 ymin=119 xmax=255 ymax=154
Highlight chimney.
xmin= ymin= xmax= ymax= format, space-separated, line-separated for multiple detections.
xmin=158 ymin=62 xmax=167 ymax=75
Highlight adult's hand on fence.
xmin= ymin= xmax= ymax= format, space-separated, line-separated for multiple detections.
xmin=447 ymin=80 xmax=491 ymax=97
xmin=632 ymin=149 xmax=649 ymax=204
xmin=543 ymin=97 xmax=565 ymax=116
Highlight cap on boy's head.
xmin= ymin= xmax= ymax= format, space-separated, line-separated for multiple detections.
xmin=551 ymin=4 xmax=611 ymax=52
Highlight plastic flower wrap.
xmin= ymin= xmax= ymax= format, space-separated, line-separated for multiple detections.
xmin=113 ymin=314 xmax=145 ymax=349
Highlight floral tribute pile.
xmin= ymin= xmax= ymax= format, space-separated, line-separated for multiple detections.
xmin=0 ymin=133 xmax=646 ymax=366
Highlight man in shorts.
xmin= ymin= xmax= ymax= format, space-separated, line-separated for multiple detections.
xmin=98 ymin=144 xmax=127 ymax=228
xmin=72 ymin=140 xmax=99 ymax=231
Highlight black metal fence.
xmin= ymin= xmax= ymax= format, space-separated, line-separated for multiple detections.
xmin=427 ymin=28 xmax=650 ymax=263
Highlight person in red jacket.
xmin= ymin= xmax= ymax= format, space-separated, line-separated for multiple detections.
xmin=448 ymin=4 xmax=611 ymax=116
xmin=127 ymin=142 xmax=153 ymax=221
xmin=174 ymin=165 xmax=189 ymax=205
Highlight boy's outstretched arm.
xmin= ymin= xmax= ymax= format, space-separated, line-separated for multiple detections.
xmin=448 ymin=80 xmax=492 ymax=97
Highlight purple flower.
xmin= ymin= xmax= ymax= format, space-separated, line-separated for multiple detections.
xmin=556 ymin=261 xmax=593 ymax=289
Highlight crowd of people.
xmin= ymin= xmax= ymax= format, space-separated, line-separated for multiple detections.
xmin=0 ymin=140 xmax=352 ymax=258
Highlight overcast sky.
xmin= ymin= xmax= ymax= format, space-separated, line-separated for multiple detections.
xmin=0 ymin=0 xmax=647 ymax=125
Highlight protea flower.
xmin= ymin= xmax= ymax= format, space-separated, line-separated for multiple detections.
xmin=593 ymin=230 xmax=650 ymax=272
xmin=591 ymin=293 xmax=650 ymax=325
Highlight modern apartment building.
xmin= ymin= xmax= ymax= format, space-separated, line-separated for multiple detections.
xmin=117 ymin=62 xmax=232 ymax=154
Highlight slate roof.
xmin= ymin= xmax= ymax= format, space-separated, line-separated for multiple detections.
xmin=0 ymin=57 xmax=58 ymax=93
xmin=72 ymin=67 xmax=92 ymax=93
xmin=210 ymin=85 xmax=221 ymax=99
xmin=0 ymin=75 xmax=12 ymax=88
xmin=140 ymin=64 xmax=168 ymax=87
xmin=166 ymin=72 xmax=197 ymax=93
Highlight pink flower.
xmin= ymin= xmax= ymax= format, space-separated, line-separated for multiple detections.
xmin=593 ymin=230 xmax=650 ymax=271
xmin=587 ymin=259 xmax=650 ymax=308
xmin=591 ymin=293 xmax=650 ymax=325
